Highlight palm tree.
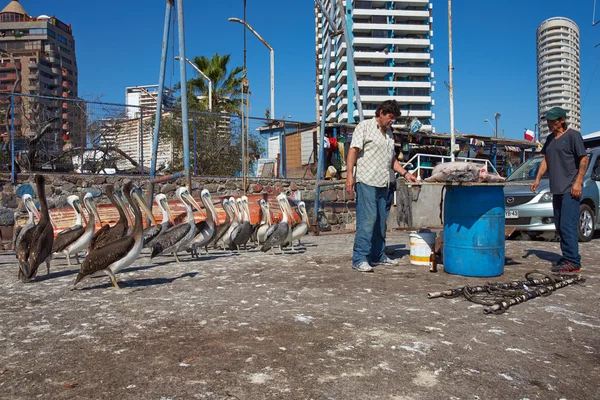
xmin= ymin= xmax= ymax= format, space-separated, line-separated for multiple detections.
xmin=184 ymin=53 xmax=245 ymax=114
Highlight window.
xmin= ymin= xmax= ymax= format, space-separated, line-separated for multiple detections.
xmin=57 ymin=34 xmax=67 ymax=44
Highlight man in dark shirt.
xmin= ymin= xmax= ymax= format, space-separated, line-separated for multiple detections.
xmin=531 ymin=107 xmax=588 ymax=273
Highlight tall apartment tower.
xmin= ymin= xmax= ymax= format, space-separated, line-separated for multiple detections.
xmin=537 ymin=17 xmax=580 ymax=141
xmin=125 ymin=85 xmax=176 ymax=119
xmin=0 ymin=0 xmax=78 ymax=154
xmin=315 ymin=0 xmax=434 ymax=131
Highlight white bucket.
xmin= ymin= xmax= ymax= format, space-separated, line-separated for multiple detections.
xmin=409 ymin=230 xmax=436 ymax=266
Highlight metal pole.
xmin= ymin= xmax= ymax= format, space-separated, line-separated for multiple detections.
xmin=176 ymin=0 xmax=192 ymax=192
xmin=139 ymin=109 xmax=144 ymax=173
xmin=149 ymin=0 xmax=173 ymax=210
xmin=448 ymin=0 xmax=456 ymax=162
xmin=10 ymin=94 xmax=15 ymax=184
xmin=175 ymin=56 xmax=213 ymax=112
xmin=270 ymin=48 xmax=275 ymax=119
xmin=314 ymin=36 xmax=332 ymax=229
xmin=193 ymin=113 xmax=197 ymax=175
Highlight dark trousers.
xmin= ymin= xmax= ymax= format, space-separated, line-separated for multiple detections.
xmin=553 ymin=193 xmax=581 ymax=266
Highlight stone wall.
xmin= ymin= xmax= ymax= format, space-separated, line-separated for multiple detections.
xmin=0 ymin=173 xmax=359 ymax=244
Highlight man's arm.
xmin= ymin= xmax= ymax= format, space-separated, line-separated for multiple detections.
xmin=571 ymin=155 xmax=588 ymax=198
xmin=345 ymin=147 xmax=359 ymax=194
xmin=530 ymin=156 xmax=547 ymax=193
xmin=392 ymin=159 xmax=417 ymax=183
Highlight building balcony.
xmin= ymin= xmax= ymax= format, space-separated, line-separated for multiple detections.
xmin=360 ymin=94 xmax=431 ymax=104
xmin=352 ymin=23 xmax=430 ymax=33
xmin=357 ymin=80 xmax=431 ymax=89
xmin=353 ymin=51 xmax=431 ymax=62
xmin=355 ymin=65 xmax=430 ymax=76
xmin=352 ymin=9 xmax=429 ymax=19
xmin=0 ymin=61 xmax=21 ymax=70
xmin=352 ymin=37 xmax=430 ymax=49
xmin=356 ymin=109 xmax=432 ymax=119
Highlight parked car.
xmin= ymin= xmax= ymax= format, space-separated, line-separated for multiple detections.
xmin=504 ymin=147 xmax=600 ymax=241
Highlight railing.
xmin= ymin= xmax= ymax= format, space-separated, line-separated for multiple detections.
xmin=402 ymin=153 xmax=499 ymax=178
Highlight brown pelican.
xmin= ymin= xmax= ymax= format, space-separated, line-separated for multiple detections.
xmin=255 ymin=199 xmax=272 ymax=245
xmin=230 ymin=196 xmax=253 ymax=251
xmin=278 ymin=194 xmax=296 ymax=251
xmin=115 ymin=189 xmax=134 ymax=235
xmin=150 ymin=186 xmax=202 ymax=262
xmin=260 ymin=194 xmax=290 ymax=255
xmin=88 ymin=185 xmax=129 ymax=251
xmin=189 ymin=189 xmax=218 ymax=257
xmin=51 ymin=194 xmax=87 ymax=266
xmin=17 ymin=175 xmax=54 ymax=281
xmin=13 ymin=194 xmax=40 ymax=253
xmin=211 ymin=198 xmax=232 ymax=250
xmin=222 ymin=197 xmax=240 ymax=250
xmin=143 ymin=194 xmax=173 ymax=249
xmin=291 ymin=201 xmax=309 ymax=246
xmin=73 ymin=182 xmax=158 ymax=290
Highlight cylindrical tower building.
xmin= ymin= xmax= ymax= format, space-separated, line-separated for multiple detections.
xmin=537 ymin=17 xmax=580 ymax=141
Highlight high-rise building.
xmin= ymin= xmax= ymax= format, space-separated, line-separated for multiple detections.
xmin=0 ymin=0 xmax=78 ymax=155
xmin=537 ymin=17 xmax=581 ymax=141
xmin=125 ymin=85 xmax=176 ymax=119
xmin=315 ymin=0 xmax=434 ymax=131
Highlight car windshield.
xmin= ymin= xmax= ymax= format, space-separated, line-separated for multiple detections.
xmin=506 ymin=157 xmax=546 ymax=182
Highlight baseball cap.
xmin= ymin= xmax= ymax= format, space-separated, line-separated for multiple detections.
xmin=544 ymin=107 xmax=567 ymax=121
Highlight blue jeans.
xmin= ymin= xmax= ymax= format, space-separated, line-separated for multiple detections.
xmin=553 ymin=193 xmax=581 ymax=266
xmin=352 ymin=182 xmax=388 ymax=266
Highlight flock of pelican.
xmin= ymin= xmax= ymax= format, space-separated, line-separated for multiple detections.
xmin=13 ymin=175 xmax=310 ymax=290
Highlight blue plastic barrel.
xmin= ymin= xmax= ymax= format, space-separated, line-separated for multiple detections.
xmin=443 ymin=185 xmax=505 ymax=277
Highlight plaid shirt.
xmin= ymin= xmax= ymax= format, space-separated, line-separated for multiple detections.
xmin=350 ymin=118 xmax=395 ymax=188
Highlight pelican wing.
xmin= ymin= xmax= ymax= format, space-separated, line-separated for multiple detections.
xmin=26 ymin=223 xmax=54 ymax=279
xmin=151 ymin=223 xmax=192 ymax=256
xmin=53 ymin=226 xmax=85 ymax=253
xmin=79 ymin=236 xmax=135 ymax=279
xmin=88 ymin=224 xmax=110 ymax=250
xmin=143 ymin=225 xmax=160 ymax=246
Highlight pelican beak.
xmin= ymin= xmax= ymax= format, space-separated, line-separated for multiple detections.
xmin=86 ymin=196 xmax=101 ymax=225
xmin=133 ymin=188 xmax=159 ymax=229
xmin=25 ymin=197 xmax=41 ymax=220
xmin=183 ymin=192 xmax=203 ymax=215
xmin=74 ymin=199 xmax=88 ymax=225
xmin=160 ymin=197 xmax=175 ymax=225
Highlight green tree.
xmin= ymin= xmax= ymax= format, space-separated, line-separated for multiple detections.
xmin=183 ymin=53 xmax=245 ymax=114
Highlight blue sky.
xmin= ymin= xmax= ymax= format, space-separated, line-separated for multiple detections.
xmin=23 ymin=0 xmax=600 ymax=139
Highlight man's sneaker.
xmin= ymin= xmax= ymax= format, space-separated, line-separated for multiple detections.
xmin=352 ymin=261 xmax=373 ymax=272
xmin=551 ymin=257 xmax=566 ymax=266
xmin=378 ymin=256 xmax=398 ymax=265
xmin=551 ymin=260 xmax=581 ymax=274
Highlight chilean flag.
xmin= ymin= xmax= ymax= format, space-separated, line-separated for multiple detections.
xmin=524 ymin=129 xmax=535 ymax=142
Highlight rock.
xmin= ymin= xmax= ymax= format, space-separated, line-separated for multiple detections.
xmin=224 ymin=181 xmax=238 ymax=190
xmin=0 ymin=209 xmax=15 ymax=226
xmin=161 ymin=183 xmax=176 ymax=194
xmin=92 ymin=176 xmax=107 ymax=185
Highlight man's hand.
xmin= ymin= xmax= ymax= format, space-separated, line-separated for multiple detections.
xmin=530 ymin=179 xmax=540 ymax=193
xmin=345 ymin=174 xmax=355 ymax=194
xmin=571 ymin=181 xmax=582 ymax=198
xmin=404 ymin=172 xmax=418 ymax=183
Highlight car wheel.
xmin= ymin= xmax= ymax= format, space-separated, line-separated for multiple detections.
xmin=578 ymin=204 xmax=594 ymax=242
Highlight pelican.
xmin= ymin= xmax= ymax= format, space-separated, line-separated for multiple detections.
xmin=51 ymin=194 xmax=88 ymax=266
xmin=222 ymin=197 xmax=240 ymax=250
xmin=17 ymin=174 xmax=54 ymax=281
xmin=150 ymin=186 xmax=203 ymax=262
xmin=143 ymin=194 xmax=173 ymax=249
xmin=13 ymin=194 xmax=40 ymax=253
xmin=115 ymin=189 xmax=134 ymax=235
xmin=73 ymin=182 xmax=158 ymax=290
xmin=278 ymin=194 xmax=296 ymax=251
xmin=230 ymin=196 xmax=253 ymax=251
xmin=260 ymin=194 xmax=290 ymax=255
xmin=211 ymin=199 xmax=232 ymax=250
xmin=255 ymin=199 xmax=272 ymax=245
xmin=88 ymin=184 xmax=129 ymax=251
xmin=189 ymin=189 xmax=219 ymax=257
xmin=291 ymin=201 xmax=309 ymax=246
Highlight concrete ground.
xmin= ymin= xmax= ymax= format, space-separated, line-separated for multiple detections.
xmin=0 ymin=231 xmax=598 ymax=400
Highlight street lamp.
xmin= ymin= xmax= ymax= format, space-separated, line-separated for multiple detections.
xmin=175 ymin=56 xmax=212 ymax=112
xmin=483 ymin=119 xmax=495 ymax=136
xmin=494 ymin=113 xmax=501 ymax=139
xmin=228 ymin=17 xmax=274 ymax=119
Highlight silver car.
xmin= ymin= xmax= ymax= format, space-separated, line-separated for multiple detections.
xmin=504 ymin=148 xmax=600 ymax=241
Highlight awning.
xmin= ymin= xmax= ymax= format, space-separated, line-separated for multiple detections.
xmin=504 ymin=146 xmax=521 ymax=152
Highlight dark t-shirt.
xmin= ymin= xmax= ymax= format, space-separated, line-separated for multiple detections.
xmin=541 ymin=128 xmax=587 ymax=194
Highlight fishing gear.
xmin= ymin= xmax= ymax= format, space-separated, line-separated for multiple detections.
xmin=428 ymin=271 xmax=585 ymax=314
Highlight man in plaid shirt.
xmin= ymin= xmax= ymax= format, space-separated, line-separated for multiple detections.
xmin=345 ymin=100 xmax=417 ymax=272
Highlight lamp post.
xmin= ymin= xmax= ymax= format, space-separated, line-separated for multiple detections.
xmin=174 ymin=56 xmax=212 ymax=112
xmin=483 ymin=119 xmax=495 ymax=136
xmin=494 ymin=113 xmax=501 ymax=139
xmin=228 ymin=17 xmax=274 ymax=120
